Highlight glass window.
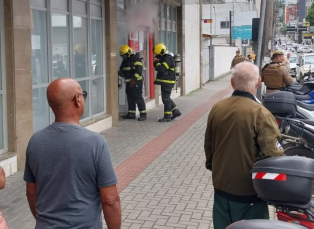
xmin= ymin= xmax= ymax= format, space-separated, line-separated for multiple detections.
xmin=31 ymin=10 xmax=49 ymax=85
xmin=73 ymin=16 xmax=88 ymax=79
xmin=220 ymin=21 xmax=230 ymax=29
xmin=51 ymin=0 xmax=68 ymax=11
xmin=117 ymin=0 xmax=125 ymax=9
xmin=167 ymin=31 xmax=172 ymax=52
xmin=52 ymin=13 xmax=69 ymax=80
xmin=91 ymin=77 xmax=104 ymax=115
xmin=172 ymin=32 xmax=177 ymax=54
xmin=0 ymin=95 xmax=3 ymax=149
xmin=73 ymin=0 xmax=87 ymax=15
xmin=91 ymin=20 xmax=103 ymax=76
xmin=33 ymin=87 xmax=50 ymax=133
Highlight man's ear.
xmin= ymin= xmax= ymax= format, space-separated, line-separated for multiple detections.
xmin=256 ymin=77 xmax=262 ymax=89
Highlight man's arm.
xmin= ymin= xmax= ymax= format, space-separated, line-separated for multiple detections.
xmin=26 ymin=182 xmax=37 ymax=218
xmin=100 ymin=185 xmax=121 ymax=229
xmin=257 ymin=112 xmax=284 ymax=158
xmin=204 ymin=114 xmax=214 ymax=171
xmin=0 ymin=166 xmax=5 ymax=189
xmin=282 ymin=66 xmax=293 ymax=85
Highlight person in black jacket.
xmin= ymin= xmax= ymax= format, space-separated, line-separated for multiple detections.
xmin=119 ymin=45 xmax=147 ymax=121
xmin=153 ymin=44 xmax=181 ymax=122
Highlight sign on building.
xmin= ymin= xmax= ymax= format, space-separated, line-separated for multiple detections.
xmin=232 ymin=26 xmax=252 ymax=39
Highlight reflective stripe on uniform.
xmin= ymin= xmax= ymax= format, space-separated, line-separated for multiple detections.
xmin=139 ymin=110 xmax=146 ymax=114
xmin=123 ymin=67 xmax=131 ymax=71
xmin=172 ymin=106 xmax=178 ymax=111
xmin=134 ymin=73 xmax=143 ymax=80
xmin=170 ymin=68 xmax=175 ymax=71
xmin=134 ymin=62 xmax=143 ymax=66
xmin=155 ymin=79 xmax=175 ymax=84
xmin=128 ymin=110 xmax=136 ymax=113
xmin=162 ymin=62 xmax=170 ymax=69
xmin=125 ymin=79 xmax=131 ymax=82
xmin=156 ymin=63 xmax=161 ymax=67
xmin=164 ymin=111 xmax=172 ymax=115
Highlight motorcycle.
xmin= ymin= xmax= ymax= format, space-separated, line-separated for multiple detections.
xmin=252 ymin=156 xmax=314 ymax=229
xmin=227 ymin=219 xmax=307 ymax=229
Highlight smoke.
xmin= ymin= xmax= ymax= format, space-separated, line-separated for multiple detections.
xmin=126 ymin=0 xmax=159 ymax=32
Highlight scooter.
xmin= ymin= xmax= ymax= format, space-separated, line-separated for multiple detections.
xmin=252 ymin=157 xmax=314 ymax=229
xmin=227 ymin=219 xmax=307 ymax=229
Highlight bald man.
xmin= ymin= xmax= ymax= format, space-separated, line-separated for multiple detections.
xmin=24 ymin=78 xmax=121 ymax=229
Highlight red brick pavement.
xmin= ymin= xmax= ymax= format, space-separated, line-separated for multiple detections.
xmin=116 ymin=84 xmax=233 ymax=193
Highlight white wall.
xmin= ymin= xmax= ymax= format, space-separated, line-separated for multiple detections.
xmin=184 ymin=3 xmax=201 ymax=94
xmin=213 ymin=46 xmax=238 ymax=79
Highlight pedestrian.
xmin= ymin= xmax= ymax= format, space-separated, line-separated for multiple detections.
xmin=204 ymin=61 xmax=284 ymax=229
xmin=250 ymin=51 xmax=256 ymax=63
xmin=230 ymin=49 xmax=246 ymax=69
xmin=153 ymin=43 xmax=181 ymax=122
xmin=24 ymin=78 xmax=121 ymax=229
xmin=282 ymin=52 xmax=291 ymax=71
xmin=119 ymin=44 xmax=147 ymax=121
xmin=247 ymin=55 xmax=254 ymax=63
xmin=74 ymin=44 xmax=86 ymax=78
xmin=261 ymin=50 xmax=293 ymax=95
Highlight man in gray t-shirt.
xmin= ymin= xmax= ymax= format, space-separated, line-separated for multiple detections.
xmin=24 ymin=78 xmax=121 ymax=229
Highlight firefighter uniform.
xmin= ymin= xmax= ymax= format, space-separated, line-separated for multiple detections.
xmin=119 ymin=45 xmax=147 ymax=121
xmin=153 ymin=44 xmax=181 ymax=122
xmin=230 ymin=53 xmax=246 ymax=69
xmin=261 ymin=62 xmax=293 ymax=95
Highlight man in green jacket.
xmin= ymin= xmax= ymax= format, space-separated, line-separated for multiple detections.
xmin=204 ymin=61 xmax=284 ymax=229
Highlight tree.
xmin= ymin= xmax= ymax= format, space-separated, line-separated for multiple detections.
xmin=306 ymin=3 xmax=314 ymax=26
xmin=280 ymin=25 xmax=287 ymax=35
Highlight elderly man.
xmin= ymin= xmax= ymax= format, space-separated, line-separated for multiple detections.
xmin=261 ymin=50 xmax=293 ymax=95
xmin=204 ymin=62 xmax=284 ymax=229
xmin=24 ymin=78 xmax=121 ymax=229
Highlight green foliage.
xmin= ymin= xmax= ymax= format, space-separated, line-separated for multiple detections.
xmin=306 ymin=7 xmax=314 ymax=26
xmin=280 ymin=25 xmax=287 ymax=35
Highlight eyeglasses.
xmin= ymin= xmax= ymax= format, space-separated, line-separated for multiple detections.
xmin=71 ymin=91 xmax=88 ymax=101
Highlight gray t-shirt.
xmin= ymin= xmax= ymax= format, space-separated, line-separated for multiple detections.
xmin=24 ymin=122 xmax=118 ymax=229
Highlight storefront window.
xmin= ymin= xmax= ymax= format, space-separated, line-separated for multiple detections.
xmin=31 ymin=9 xmax=50 ymax=132
xmin=31 ymin=0 xmax=105 ymax=133
xmin=73 ymin=16 xmax=88 ymax=79
xmin=52 ymin=13 xmax=69 ymax=79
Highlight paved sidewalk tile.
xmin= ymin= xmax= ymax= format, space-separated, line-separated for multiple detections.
xmin=0 ymin=74 xmax=276 ymax=229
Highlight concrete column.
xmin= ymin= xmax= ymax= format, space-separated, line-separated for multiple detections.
xmin=4 ymin=0 xmax=33 ymax=170
xmin=105 ymin=0 xmax=119 ymax=125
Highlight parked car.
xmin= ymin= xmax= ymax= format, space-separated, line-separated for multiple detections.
xmin=297 ymin=46 xmax=313 ymax=53
xmin=289 ymin=54 xmax=298 ymax=77
xmin=296 ymin=53 xmax=314 ymax=81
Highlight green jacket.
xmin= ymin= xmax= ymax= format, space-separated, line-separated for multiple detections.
xmin=204 ymin=90 xmax=284 ymax=198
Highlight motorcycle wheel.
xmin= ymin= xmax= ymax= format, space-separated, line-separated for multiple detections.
xmin=283 ymin=144 xmax=314 ymax=159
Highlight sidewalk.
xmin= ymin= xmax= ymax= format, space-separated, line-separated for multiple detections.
xmin=0 ymin=74 xmax=275 ymax=229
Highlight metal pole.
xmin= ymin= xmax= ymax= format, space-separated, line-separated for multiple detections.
xmin=256 ymin=0 xmax=267 ymax=100
xmin=200 ymin=0 xmax=203 ymax=88
xmin=209 ymin=1 xmax=214 ymax=80
xmin=229 ymin=11 xmax=232 ymax=45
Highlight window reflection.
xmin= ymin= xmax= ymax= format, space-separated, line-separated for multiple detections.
xmin=77 ymin=80 xmax=90 ymax=119
xmin=91 ymin=20 xmax=103 ymax=76
xmin=73 ymin=16 xmax=88 ymax=78
xmin=52 ymin=13 xmax=69 ymax=79
xmin=31 ymin=10 xmax=49 ymax=85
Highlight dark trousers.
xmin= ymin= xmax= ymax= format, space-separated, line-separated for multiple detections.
xmin=161 ymin=85 xmax=177 ymax=118
xmin=213 ymin=193 xmax=269 ymax=229
xmin=126 ymin=81 xmax=146 ymax=116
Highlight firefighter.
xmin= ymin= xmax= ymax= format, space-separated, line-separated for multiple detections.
xmin=230 ymin=49 xmax=246 ymax=69
xmin=119 ymin=44 xmax=147 ymax=121
xmin=153 ymin=43 xmax=181 ymax=122
xmin=261 ymin=50 xmax=293 ymax=95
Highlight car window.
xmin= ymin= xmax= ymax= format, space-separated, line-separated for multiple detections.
xmin=304 ymin=55 xmax=314 ymax=64
xmin=290 ymin=57 xmax=298 ymax=63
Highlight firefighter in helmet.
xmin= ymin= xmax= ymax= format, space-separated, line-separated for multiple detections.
xmin=230 ymin=49 xmax=246 ymax=69
xmin=153 ymin=43 xmax=181 ymax=122
xmin=118 ymin=44 xmax=147 ymax=121
xmin=261 ymin=50 xmax=293 ymax=95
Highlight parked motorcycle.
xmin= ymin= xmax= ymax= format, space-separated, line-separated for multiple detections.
xmin=227 ymin=219 xmax=307 ymax=229
xmin=252 ymin=156 xmax=314 ymax=229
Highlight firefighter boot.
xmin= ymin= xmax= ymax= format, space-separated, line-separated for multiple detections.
xmin=158 ymin=117 xmax=172 ymax=122
xmin=171 ymin=109 xmax=182 ymax=120
xmin=138 ymin=114 xmax=147 ymax=121
xmin=122 ymin=113 xmax=136 ymax=119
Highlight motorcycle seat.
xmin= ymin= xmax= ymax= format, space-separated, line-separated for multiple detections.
xmin=295 ymin=94 xmax=312 ymax=101
xmin=297 ymin=101 xmax=314 ymax=111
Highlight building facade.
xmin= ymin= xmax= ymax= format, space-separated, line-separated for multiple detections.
xmin=0 ymin=0 xmax=206 ymax=176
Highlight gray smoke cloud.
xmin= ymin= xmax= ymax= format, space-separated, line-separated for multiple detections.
xmin=126 ymin=0 xmax=159 ymax=32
